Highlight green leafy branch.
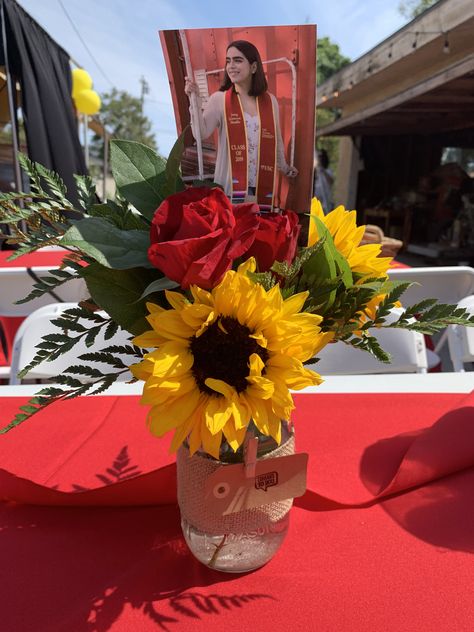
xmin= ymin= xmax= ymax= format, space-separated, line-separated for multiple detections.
xmin=319 ymin=279 xmax=395 ymax=336
xmin=247 ymin=237 xmax=328 ymax=293
xmin=318 ymin=281 xmax=474 ymax=363
xmin=0 ymin=153 xmax=84 ymax=256
xmin=340 ymin=332 xmax=391 ymax=363
xmin=74 ymin=173 xmax=97 ymax=211
xmin=1 ymin=341 xmax=143 ymax=434
xmin=15 ymin=258 xmax=85 ymax=304
xmin=390 ymin=301 xmax=474 ymax=334
xmin=16 ymin=306 xmax=116 ymax=378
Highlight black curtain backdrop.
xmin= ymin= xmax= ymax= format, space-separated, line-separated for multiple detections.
xmin=1 ymin=0 xmax=87 ymax=203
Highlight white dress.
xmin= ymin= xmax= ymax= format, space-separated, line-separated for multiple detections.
xmin=190 ymin=91 xmax=290 ymax=197
xmin=244 ymin=112 xmax=259 ymax=188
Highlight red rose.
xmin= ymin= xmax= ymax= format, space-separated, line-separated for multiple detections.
xmin=148 ymin=187 xmax=259 ymax=289
xmin=245 ymin=210 xmax=301 ymax=272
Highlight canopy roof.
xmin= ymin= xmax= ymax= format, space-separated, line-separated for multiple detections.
xmin=317 ymin=0 xmax=474 ymax=137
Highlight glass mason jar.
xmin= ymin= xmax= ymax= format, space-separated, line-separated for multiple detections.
xmin=177 ymin=422 xmax=293 ymax=573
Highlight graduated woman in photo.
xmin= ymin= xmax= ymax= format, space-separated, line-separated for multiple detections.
xmin=185 ymin=40 xmax=298 ymax=210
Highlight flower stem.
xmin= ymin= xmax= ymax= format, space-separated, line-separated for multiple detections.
xmin=208 ymin=534 xmax=228 ymax=568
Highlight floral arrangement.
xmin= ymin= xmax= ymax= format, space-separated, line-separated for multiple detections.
xmin=1 ymin=137 xmax=473 ymax=457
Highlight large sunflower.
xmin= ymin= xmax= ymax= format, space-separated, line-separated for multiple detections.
xmin=130 ymin=258 xmax=332 ymax=458
xmin=308 ymin=198 xmax=392 ymax=278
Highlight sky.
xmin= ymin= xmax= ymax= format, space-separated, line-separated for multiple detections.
xmin=18 ymin=0 xmax=408 ymax=155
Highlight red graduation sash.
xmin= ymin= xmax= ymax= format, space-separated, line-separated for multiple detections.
xmin=224 ymin=89 xmax=277 ymax=209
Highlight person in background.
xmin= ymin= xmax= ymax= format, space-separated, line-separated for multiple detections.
xmin=185 ymin=40 xmax=297 ymax=210
xmin=313 ymin=148 xmax=334 ymax=214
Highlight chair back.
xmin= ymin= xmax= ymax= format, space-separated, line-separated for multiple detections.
xmin=307 ymin=327 xmax=428 ymax=375
xmin=447 ymin=295 xmax=474 ymax=372
xmin=388 ymin=266 xmax=474 ymax=305
xmin=9 ymin=303 xmax=134 ymax=384
xmin=0 ymin=266 xmax=87 ymax=317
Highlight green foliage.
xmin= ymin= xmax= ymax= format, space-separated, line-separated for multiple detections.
xmin=138 ymin=276 xmax=180 ymax=300
xmin=0 ymin=154 xmax=79 ymax=256
xmin=110 ymin=134 xmax=185 ymax=219
xmin=88 ymin=199 xmax=149 ymax=231
xmin=74 ymin=173 xmax=97 ymax=211
xmin=317 ymin=36 xmax=351 ymax=86
xmin=15 ymin=260 xmax=84 ymax=304
xmin=110 ymin=140 xmax=167 ymax=218
xmin=398 ymin=0 xmax=440 ymax=20
xmin=316 ymin=108 xmax=339 ymax=174
xmin=16 ymin=306 xmax=113 ymax=378
xmin=315 ymin=36 xmax=351 ymax=186
xmin=81 ymin=263 xmax=169 ymax=335
xmin=90 ymin=88 xmax=157 ymax=160
xmin=391 ymin=302 xmax=474 ymax=335
xmin=61 ymin=217 xmax=153 ymax=269
xmin=2 ymin=132 xmax=474 ymax=435
xmin=1 ymin=306 xmax=145 ymax=432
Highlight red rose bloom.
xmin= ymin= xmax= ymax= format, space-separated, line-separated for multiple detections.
xmin=148 ymin=187 xmax=259 ymax=289
xmin=246 ymin=210 xmax=301 ymax=272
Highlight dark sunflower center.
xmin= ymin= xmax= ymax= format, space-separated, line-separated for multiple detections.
xmin=190 ymin=316 xmax=269 ymax=394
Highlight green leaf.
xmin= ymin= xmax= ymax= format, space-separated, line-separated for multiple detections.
xmin=137 ymin=276 xmax=180 ymax=301
xmin=74 ymin=174 xmax=97 ymax=211
xmin=78 ymin=351 xmax=127 ymax=369
xmin=110 ymin=140 xmax=167 ymax=220
xmin=316 ymin=216 xmax=352 ymax=287
xmin=61 ymin=217 xmax=152 ymax=269
xmin=301 ymin=217 xmax=339 ymax=311
xmin=104 ymin=320 xmax=120 ymax=340
xmin=81 ymin=262 xmax=167 ymax=335
xmin=89 ymin=201 xmax=150 ymax=231
xmin=163 ymin=130 xmax=186 ymax=195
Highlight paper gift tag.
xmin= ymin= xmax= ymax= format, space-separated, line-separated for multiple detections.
xmin=204 ymin=452 xmax=308 ymax=516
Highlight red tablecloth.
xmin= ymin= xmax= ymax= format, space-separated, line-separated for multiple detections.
xmin=0 ymin=250 xmax=68 ymax=366
xmin=389 ymin=260 xmax=410 ymax=269
xmin=0 ymin=390 xmax=473 ymax=631
xmin=0 ymin=249 xmax=67 ymax=269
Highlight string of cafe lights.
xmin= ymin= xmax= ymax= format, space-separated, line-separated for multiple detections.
xmin=319 ymin=24 xmax=471 ymax=103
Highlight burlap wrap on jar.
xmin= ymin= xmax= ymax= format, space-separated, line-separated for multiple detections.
xmin=177 ymin=432 xmax=295 ymax=535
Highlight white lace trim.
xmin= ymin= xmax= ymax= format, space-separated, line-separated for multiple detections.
xmin=244 ymin=112 xmax=259 ymax=187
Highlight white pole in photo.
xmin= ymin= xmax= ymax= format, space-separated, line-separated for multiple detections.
xmin=179 ymin=29 xmax=204 ymax=181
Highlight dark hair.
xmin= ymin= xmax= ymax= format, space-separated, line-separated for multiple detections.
xmin=219 ymin=40 xmax=268 ymax=96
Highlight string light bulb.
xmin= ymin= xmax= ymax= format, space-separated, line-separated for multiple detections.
xmin=443 ymin=34 xmax=450 ymax=54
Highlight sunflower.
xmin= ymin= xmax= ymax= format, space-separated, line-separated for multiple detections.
xmin=308 ymin=198 xmax=392 ymax=278
xmin=130 ymin=258 xmax=333 ymax=459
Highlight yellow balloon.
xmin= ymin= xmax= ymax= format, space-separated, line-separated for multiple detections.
xmin=74 ymin=89 xmax=101 ymax=115
xmin=72 ymin=68 xmax=93 ymax=98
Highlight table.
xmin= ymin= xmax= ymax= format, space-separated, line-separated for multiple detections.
xmin=1 ymin=375 xmax=473 ymax=631
xmin=0 ymin=249 xmax=68 ymax=269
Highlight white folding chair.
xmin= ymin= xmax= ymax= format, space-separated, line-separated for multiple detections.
xmin=0 ymin=267 xmax=87 ymax=380
xmin=447 ymin=295 xmax=474 ymax=372
xmin=0 ymin=266 xmax=87 ymax=317
xmin=9 ymin=303 xmax=134 ymax=385
xmin=307 ymin=326 xmax=428 ymax=375
xmin=387 ymin=266 xmax=474 ymax=306
xmin=388 ymin=266 xmax=474 ymax=362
